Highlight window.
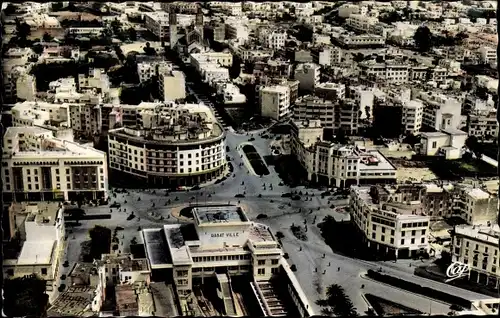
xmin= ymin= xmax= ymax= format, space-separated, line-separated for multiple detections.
xmin=258 ymin=268 xmax=265 ymax=275
xmin=372 ymin=224 xmax=376 ymax=231
xmin=412 ymin=230 xmax=416 ymax=236
xmin=422 ymin=229 xmax=426 ymax=235
xmin=432 ymin=141 xmax=437 ymax=148
xmin=41 ymin=268 xmax=47 ymax=275
xmin=411 ymin=238 xmax=415 ymax=244
xmin=401 ymin=239 xmax=405 ymax=245
xmin=271 ymin=259 xmax=279 ymax=265
xmin=421 ymin=237 xmax=425 ymax=244
xmin=258 ymin=260 xmax=266 ymax=265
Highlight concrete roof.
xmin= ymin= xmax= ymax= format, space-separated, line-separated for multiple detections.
xmin=18 ymin=240 xmax=56 ymax=265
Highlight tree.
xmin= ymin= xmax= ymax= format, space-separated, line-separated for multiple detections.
xmin=16 ymin=19 xmax=31 ymax=41
xmin=229 ymin=55 xmax=241 ymax=79
xmin=143 ymin=42 xmax=155 ymax=55
xmin=42 ymin=32 xmax=52 ymax=42
xmin=88 ymin=225 xmax=111 ymax=261
xmin=111 ymin=19 xmax=122 ymax=34
xmin=3 ymin=3 xmax=17 ymax=15
xmin=128 ymin=27 xmax=137 ymax=41
xmin=69 ymin=208 xmax=86 ymax=225
xmin=32 ymin=44 xmax=44 ymax=55
xmin=335 ymin=128 xmax=348 ymax=144
xmin=92 ymin=2 xmax=104 ymax=12
xmin=51 ymin=2 xmax=64 ymax=11
xmin=465 ymin=135 xmax=483 ymax=159
xmin=326 ymin=284 xmax=358 ymax=317
xmin=413 ymin=25 xmax=432 ymax=52
xmin=114 ymin=45 xmax=125 ymax=63
xmin=4 ymin=275 xmax=49 ymax=317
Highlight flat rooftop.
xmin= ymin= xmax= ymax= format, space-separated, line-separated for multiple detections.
xmin=48 ymin=286 xmax=96 ymax=317
xmin=455 ymin=224 xmax=500 ymax=245
xmin=193 ymin=206 xmax=249 ymax=224
xmin=248 ymin=223 xmax=275 ymax=243
xmin=142 ymin=229 xmax=172 ymax=266
xmin=18 ymin=240 xmax=56 ymax=265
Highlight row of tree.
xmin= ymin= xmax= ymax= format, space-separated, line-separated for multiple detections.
xmin=413 ymin=26 xmax=468 ymax=52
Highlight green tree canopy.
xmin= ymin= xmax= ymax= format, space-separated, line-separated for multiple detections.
xmin=4 ymin=274 xmax=49 ymax=317
xmin=413 ymin=25 xmax=432 ymax=52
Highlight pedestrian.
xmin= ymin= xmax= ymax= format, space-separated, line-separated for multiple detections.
xmin=323 ymin=253 xmax=326 ymax=258
xmin=328 ymin=262 xmax=331 ymax=267
xmin=323 ymin=270 xmax=326 ymax=275
xmin=338 ymin=267 xmax=340 ymax=272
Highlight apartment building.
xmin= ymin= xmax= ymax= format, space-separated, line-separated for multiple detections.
xmin=346 ymin=14 xmax=379 ymax=33
xmin=291 ymin=120 xmax=397 ymax=188
xmin=190 ymin=52 xmax=233 ymax=72
xmin=467 ymin=108 xmax=498 ymax=141
xmin=263 ymin=30 xmax=287 ymax=49
xmin=311 ymin=46 xmax=343 ymax=66
xmin=418 ymin=128 xmax=468 ymax=160
xmin=478 ymin=46 xmax=496 ymax=64
xmin=350 ymin=185 xmax=431 ymax=259
xmin=315 ymin=83 xmax=346 ymax=100
xmin=402 ymin=100 xmax=424 ymax=134
xmin=3 ymin=202 xmax=65 ymax=292
xmin=293 ymin=95 xmax=360 ymax=135
xmin=336 ymin=33 xmax=385 ymax=48
xmin=294 ymin=63 xmax=321 ymax=92
xmin=259 ymin=85 xmax=291 ymax=121
xmin=451 ymin=225 xmax=500 ymax=290
xmin=144 ymin=11 xmax=170 ymax=40
xmin=137 ymin=59 xmax=170 ymax=83
xmin=161 ymin=2 xmax=199 ymax=14
xmin=159 ymin=69 xmax=186 ymax=102
xmin=2 ymin=127 xmax=108 ymax=202
xmin=359 ymin=61 xmax=410 ymax=85
xmin=107 ymin=103 xmax=227 ymax=188
xmin=417 ymin=91 xmax=463 ymax=131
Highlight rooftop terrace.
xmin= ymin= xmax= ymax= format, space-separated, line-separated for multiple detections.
xmin=193 ymin=206 xmax=249 ymax=225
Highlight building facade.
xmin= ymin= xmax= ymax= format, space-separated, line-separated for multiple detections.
xmin=107 ymin=104 xmax=227 ymax=187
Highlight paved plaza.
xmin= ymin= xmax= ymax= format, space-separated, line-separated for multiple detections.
xmin=61 ymin=129 xmax=494 ymax=315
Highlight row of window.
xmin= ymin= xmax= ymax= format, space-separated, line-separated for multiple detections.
xmin=192 ymin=254 xmax=251 ymax=262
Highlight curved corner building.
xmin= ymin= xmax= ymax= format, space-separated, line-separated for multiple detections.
xmin=107 ymin=103 xmax=227 ymax=187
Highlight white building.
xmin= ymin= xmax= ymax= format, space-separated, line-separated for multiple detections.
xmin=294 ymin=63 xmax=320 ymax=92
xmin=142 ymin=205 xmax=314 ymax=317
xmin=137 ymin=60 xmax=170 ymax=83
xmin=478 ymin=46 xmax=496 ymax=64
xmin=336 ymin=33 xmax=385 ymax=48
xmin=418 ymin=128 xmax=468 ymax=160
xmin=3 ymin=202 xmax=65 ymax=292
xmin=417 ymin=91 xmax=463 ymax=131
xmin=215 ymin=82 xmax=247 ymax=105
xmin=2 ymin=126 xmax=108 ymax=202
xmin=159 ymin=69 xmax=186 ymax=102
xmin=259 ymin=85 xmax=291 ymax=121
xmin=263 ymin=30 xmax=287 ymax=49
xmin=107 ymin=103 xmax=227 ymax=187
xmin=291 ymin=120 xmax=397 ymax=188
xmin=451 ymin=224 xmax=500 ymax=290
xmin=16 ymin=73 xmax=37 ymax=102
xmin=346 ymin=14 xmax=379 ymax=33
xmin=402 ymin=100 xmax=424 ymax=134
xmin=350 ymin=185 xmax=431 ymax=259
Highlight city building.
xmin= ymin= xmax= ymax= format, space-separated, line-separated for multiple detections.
xmin=291 ymin=120 xmax=397 ymax=188
xmin=159 ymin=69 xmax=186 ymax=102
xmin=402 ymin=100 xmax=424 ymax=135
xmin=350 ymin=185 xmax=431 ymax=259
xmin=336 ymin=33 xmax=385 ymax=48
xmin=142 ymin=205 xmax=314 ymax=317
xmin=259 ymin=85 xmax=291 ymax=121
xmin=451 ymin=224 xmax=500 ymax=290
xmin=2 ymin=126 xmax=108 ymax=202
xmin=293 ymin=63 xmax=320 ymax=93
xmin=107 ymin=103 xmax=227 ymax=188
xmin=3 ymin=202 xmax=65 ymax=292
xmin=418 ymin=128 xmax=467 ymax=159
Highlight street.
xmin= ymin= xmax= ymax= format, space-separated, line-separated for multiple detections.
xmin=58 ymin=129 xmax=494 ymax=315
